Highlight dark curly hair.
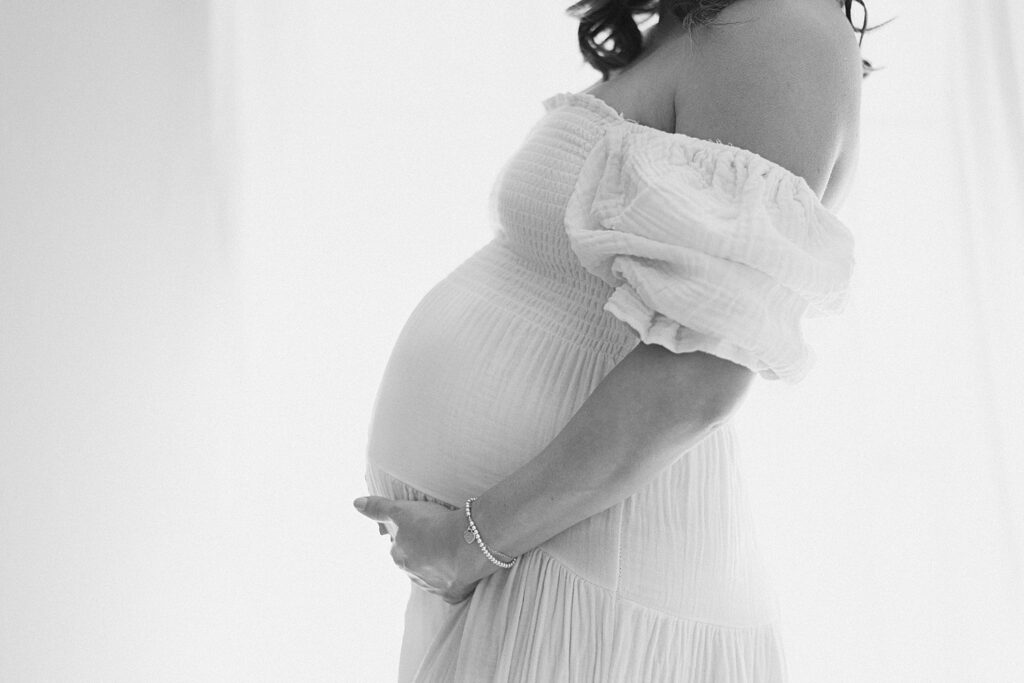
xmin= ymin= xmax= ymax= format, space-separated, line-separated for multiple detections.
xmin=567 ymin=0 xmax=886 ymax=81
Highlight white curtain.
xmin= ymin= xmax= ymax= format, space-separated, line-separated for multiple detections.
xmin=1 ymin=1 xmax=1021 ymax=680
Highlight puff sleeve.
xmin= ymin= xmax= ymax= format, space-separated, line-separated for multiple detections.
xmin=564 ymin=126 xmax=855 ymax=383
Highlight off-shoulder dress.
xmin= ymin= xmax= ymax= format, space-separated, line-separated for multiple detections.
xmin=364 ymin=91 xmax=855 ymax=682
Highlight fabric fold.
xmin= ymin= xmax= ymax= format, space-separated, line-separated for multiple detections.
xmin=563 ymin=124 xmax=855 ymax=383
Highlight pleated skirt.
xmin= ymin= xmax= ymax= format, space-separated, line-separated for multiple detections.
xmin=365 ymin=424 xmax=787 ymax=682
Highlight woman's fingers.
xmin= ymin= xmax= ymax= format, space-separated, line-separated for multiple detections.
xmin=353 ymin=495 xmax=396 ymax=522
xmin=356 ymin=498 xmax=471 ymax=598
xmin=390 ymin=542 xmax=406 ymax=570
xmin=413 ymin=578 xmax=442 ymax=597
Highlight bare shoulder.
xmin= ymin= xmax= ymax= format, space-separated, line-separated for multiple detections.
xmin=668 ymin=0 xmax=862 ymax=196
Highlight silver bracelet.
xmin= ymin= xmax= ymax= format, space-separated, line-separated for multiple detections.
xmin=463 ymin=497 xmax=518 ymax=569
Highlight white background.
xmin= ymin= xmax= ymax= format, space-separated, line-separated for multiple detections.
xmin=2 ymin=1 xmax=1023 ymax=680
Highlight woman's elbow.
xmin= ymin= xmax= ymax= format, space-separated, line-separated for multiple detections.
xmin=667 ymin=350 xmax=756 ymax=429
xmin=704 ymin=358 xmax=755 ymax=428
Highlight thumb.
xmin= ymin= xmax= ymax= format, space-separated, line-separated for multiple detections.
xmin=353 ymin=495 xmax=395 ymax=522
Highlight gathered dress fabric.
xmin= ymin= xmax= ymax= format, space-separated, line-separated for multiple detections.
xmin=364 ymin=92 xmax=855 ymax=682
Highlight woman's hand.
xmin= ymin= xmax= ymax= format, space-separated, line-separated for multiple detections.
xmin=353 ymin=496 xmax=499 ymax=604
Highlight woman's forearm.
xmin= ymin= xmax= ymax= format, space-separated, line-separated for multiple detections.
xmin=470 ymin=342 xmax=754 ymax=561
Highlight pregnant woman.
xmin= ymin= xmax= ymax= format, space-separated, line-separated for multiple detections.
xmin=355 ymin=0 xmax=869 ymax=679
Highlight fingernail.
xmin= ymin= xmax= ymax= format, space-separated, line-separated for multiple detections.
xmin=353 ymin=497 xmax=368 ymax=511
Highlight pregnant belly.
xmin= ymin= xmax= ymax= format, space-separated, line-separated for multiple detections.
xmin=366 ymin=240 xmax=633 ymax=504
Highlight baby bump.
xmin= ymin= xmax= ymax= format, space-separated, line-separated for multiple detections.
xmin=366 ymin=241 xmax=632 ymax=506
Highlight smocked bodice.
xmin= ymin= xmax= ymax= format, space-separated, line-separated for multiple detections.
xmin=488 ymin=95 xmax=615 ymax=281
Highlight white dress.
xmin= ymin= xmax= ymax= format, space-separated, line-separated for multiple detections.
xmin=364 ymin=91 xmax=855 ymax=682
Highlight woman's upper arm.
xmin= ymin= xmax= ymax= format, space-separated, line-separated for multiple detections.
xmin=632 ymin=342 xmax=756 ymax=430
xmin=671 ymin=0 xmax=863 ymax=197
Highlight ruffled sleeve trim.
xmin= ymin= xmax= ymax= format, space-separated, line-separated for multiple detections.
xmin=563 ymin=121 xmax=855 ymax=383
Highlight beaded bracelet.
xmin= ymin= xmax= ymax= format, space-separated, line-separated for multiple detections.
xmin=463 ymin=497 xmax=518 ymax=569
